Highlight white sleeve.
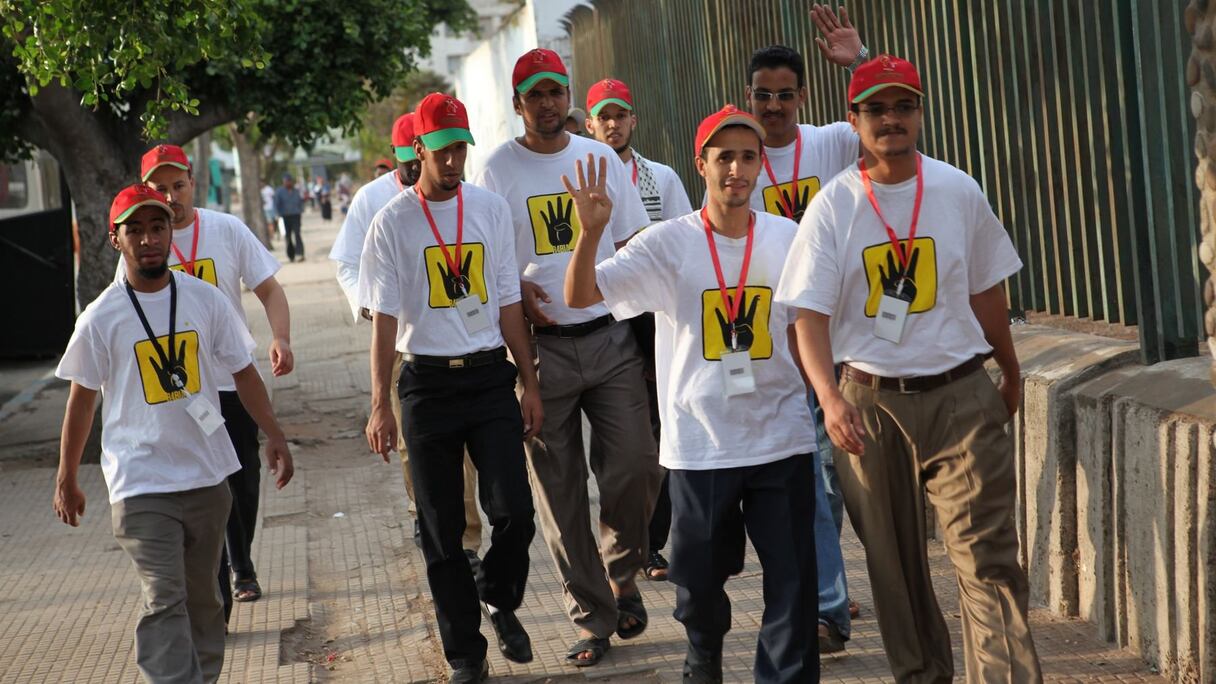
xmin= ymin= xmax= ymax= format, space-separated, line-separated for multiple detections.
xmin=357 ymin=212 xmax=400 ymax=317
xmin=233 ymin=217 xmax=280 ymax=290
xmin=775 ymin=194 xmax=842 ymax=316
xmin=329 ymin=191 xmax=370 ymax=265
xmin=335 ymin=261 xmax=362 ymax=323
xmin=607 ymin=159 xmax=650 ymax=243
xmin=595 ymin=228 xmax=674 ymax=319
xmin=113 ymin=256 xmax=125 ymax=285
xmin=967 ymin=185 xmax=1023 ymax=294
xmin=55 ymin=312 xmax=108 ymax=390
xmin=208 ymin=290 xmax=257 ymax=374
xmin=473 ymin=164 xmax=498 ymax=194
xmin=493 ymin=198 xmax=522 ymax=307
xmin=827 ymin=121 xmax=859 ymax=168
xmin=660 ymin=168 xmax=693 ymax=220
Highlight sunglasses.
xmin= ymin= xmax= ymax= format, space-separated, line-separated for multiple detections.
xmin=750 ymin=90 xmax=799 ymax=102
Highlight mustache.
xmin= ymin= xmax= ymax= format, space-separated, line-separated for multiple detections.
xmin=878 ymin=127 xmax=908 ymax=136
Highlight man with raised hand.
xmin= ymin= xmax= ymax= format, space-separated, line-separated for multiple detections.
xmin=563 ymin=106 xmax=820 ymax=684
xmin=361 ymin=93 xmax=541 ymax=684
xmin=777 ymin=55 xmax=1042 ymax=682
xmin=475 ymin=48 xmax=660 ymax=667
xmin=56 ymin=185 xmax=293 ymax=683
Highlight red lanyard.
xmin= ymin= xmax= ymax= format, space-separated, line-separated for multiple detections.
xmin=170 ymin=211 xmax=200 ymax=277
xmin=701 ymin=207 xmax=755 ymax=349
xmin=417 ymin=183 xmax=465 ymax=282
xmin=762 ymin=128 xmax=801 ymax=218
xmin=859 ymin=153 xmax=923 ymax=273
xmin=630 ymin=158 xmax=638 ymax=187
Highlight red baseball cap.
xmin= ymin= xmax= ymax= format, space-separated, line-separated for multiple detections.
xmin=512 ymin=48 xmax=569 ymax=95
xmin=414 ymin=92 xmax=476 ymax=150
xmin=140 ymin=144 xmax=191 ymax=182
xmin=587 ymin=79 xmax=634 ymax=117
xmin=109 ymin=185 xmax=173 ymax=233
xmin=391 ymin=113 xmax=418 ymax=162
xmin=848 ymin=54 xmax=925 ymax=104
xmin=694 ymin=105 xmax=765 ymax=157
xmin=374 ymin=157 xmax=395 ymax=170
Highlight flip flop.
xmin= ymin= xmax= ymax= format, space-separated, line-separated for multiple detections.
xmin=565 ymin=636 xmax=610 ymax=667
xmin=615 ymin=591 xmax=648 ymax=640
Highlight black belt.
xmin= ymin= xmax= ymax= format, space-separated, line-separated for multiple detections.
xmin=533 ymin=313 xmax=614 ymax=339
xmin=402 ymin=347 xmax=506 ymax=369
xmin=841 ymin=354 xmax=987 ymax=394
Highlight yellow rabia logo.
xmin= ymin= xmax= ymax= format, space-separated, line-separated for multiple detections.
xmin=700 ymin=286 xmax=774 ymax=361
xmin=861 ymin=236 xmax=937 ymax=317
xmin=761 ymin=177 xmax=821 ymax=220
xmin=424 ymin=242 xmax=488 ymax=308
xmin=134 ymin=330 xmax=201 ymax=405
xmin=170 ymin=258 xmax=219 ymax=287
xmin=527 ymin=192 xmax=582 ymax=255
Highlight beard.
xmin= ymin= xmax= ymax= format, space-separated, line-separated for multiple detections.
xmin=439 ymin=178 xmax=461 ymax=192
xmin=137 ymin=260 xmax=169 ymax=279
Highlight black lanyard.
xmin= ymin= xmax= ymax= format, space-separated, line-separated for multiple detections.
xmin=125 ymin=273 xmax=184 ymax=391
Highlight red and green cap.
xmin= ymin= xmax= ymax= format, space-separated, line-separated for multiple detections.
xmin=848 ymin=54 xmax=924 ymax=104
xmin=374 ymin=157 xmax=395 ymax=171
xmin=414 ymin=93 xmax=476 ymax=150
xmin=694 ymin=105 xmax=766 ymax=156
xmin=109 ymin=184 xmax=172 ymax=233
xmin=586 ymin=79 xmax=634 ymax=117
xmin=140 ymin=144 xmax=191 ymax=182
xmin=512 ymin=48 xmax=569 ymax=95
xmin=391 ymin=113 xmax=419 ymax=162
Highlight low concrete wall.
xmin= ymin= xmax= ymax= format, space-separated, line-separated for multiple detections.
xmin=1008 ymin=324 xmax=1216 ymax=683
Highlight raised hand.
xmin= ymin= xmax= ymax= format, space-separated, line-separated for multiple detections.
xmin=810 ymin=4 xmax=864 ymax=67
xmin=542 ymin=197 xmax=576 ymax=248
xmin=560 ymin=154 xmax=613 ymax=241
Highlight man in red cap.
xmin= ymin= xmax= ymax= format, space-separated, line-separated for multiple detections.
xmin=584 ymin=76 xmax=693 ymax=583
xmin=475 ymin=48 xmax=659 ymax=667
xmin=360 ymin=92 xmax=540 ymax=684
xmin=126 ymin=143 xmax=294 ymax=615
xmin=777 ymin=55 xmax=1042 ymax=682
xmin=329 ymin=112 xmax=484 ymax=558
xmin=373 ymin=158 xmax=395 ymax=177
xmin=563 ymin=106 xmax=820 ymax=683
xmin=54 ymin=185 xmax=293 ymax=683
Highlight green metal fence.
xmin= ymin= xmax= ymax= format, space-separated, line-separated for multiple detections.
xmin=566 ymin=0 xmax=1201 ymax=363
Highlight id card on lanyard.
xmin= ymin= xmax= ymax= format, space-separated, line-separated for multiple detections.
xmin=860 ymin=154 xmax=924 ymax=344
xmin=702 ymin=208 xmax=757 ymax=396
xmin=418 ymin=184 xmax=490 ymax=335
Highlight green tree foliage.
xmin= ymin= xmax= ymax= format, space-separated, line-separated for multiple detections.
xmin=353 ymin=69 xmax=451 ymax=177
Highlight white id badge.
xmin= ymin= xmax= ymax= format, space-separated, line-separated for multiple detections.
xmin=720 ymin=350 xmax=756 ymax=396
xmin=186 ymin=395 xmax=226 ymax=435
xmin=874 ymin=293 xmax=911 ymax=343
xmin=455 ymin=295 xmax=491 ymax=334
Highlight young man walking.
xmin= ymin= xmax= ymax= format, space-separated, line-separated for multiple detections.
xmin=54 ymin=185 xmax=293 ymax=683
xmin=777 ymin=55 xmax=1042 ymax=683
xmin=564 ymin=106 xmax=820 ymax=684
xmin=583 ymin=76 xmax=693 ymax=582
xmin=475 ymin=49 xmax=660 ymax=666
xmin=360 ymin=93 xmax=541 ymax=684
xmin=123 ymin=144 xmax=293 ymax=613
xmin=274 ymin=174 xmax=305 ymax=262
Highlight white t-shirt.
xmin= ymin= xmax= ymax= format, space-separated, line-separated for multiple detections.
xmin=328 ymin=170 xmax=406 ymax=321
xmin=56 ymin=273 xmax=256 ymax=503
xmin=630 ymin=152 xmax=693 ymax=222
xmin=358 ymin=183 xmax=521 ymax=356
xmin=775 ymin=154 xmax=1023 ymax=377
xmin=114 ymin=208 xmax=279 ymax=390
xmin=260 ymin=185 xmax=275 ymax=212
xmin=594 ymin=210 xmax=817 ymax=470
xmin=751 ymin=122 xmax=858 ymax=223
xmin=475 ymin=134 xmax=650 ymax=326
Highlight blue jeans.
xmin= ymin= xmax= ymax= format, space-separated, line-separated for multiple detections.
xmin=812 ymin=400 xmax=850 ymax=637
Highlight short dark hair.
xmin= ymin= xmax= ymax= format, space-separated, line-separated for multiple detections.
xmin=747 ymin=45 xmax=805 ymax=88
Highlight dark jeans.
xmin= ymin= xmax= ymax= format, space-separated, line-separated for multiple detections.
xmin=400 ymin=357 xmax=536 ymax=669
xmin=669 ymin=454 xmax=819 ymax=683
xmin=282 ymin=214 xmax=303 ymax=261
xmin=216 ymin=391 xmax=261 ymax=620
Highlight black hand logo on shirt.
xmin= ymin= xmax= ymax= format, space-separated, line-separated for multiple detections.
xmin=779 ymin=183 xmax=812 ymax=223
xmin=542 ymin=196 xmax=576 ymax=247
xmin=193 ymin=261 xmax=210 ymax=285
xmin=714 ymin=294 xmax=761 ymax=351
xmin=439 ymin=251 xmax=475 ymax=300
xmin=877 ymin=246 xmax=920 ymax=301
xmin=149 ymin=338 xmax=189 ymax=394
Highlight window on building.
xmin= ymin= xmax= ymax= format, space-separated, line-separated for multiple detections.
xmin=0 ymin=163 xmax=29 ymax=209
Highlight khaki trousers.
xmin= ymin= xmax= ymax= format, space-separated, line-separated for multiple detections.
xmin=112 ymin=482 xmax=232 ymax=684
xmin=838 ymin=368 xmax=1041 ymax=684
xmin=526 ymin=321 xmax=661 ymax=638
xmin=392 ymin=351 xmax=482 ymax=552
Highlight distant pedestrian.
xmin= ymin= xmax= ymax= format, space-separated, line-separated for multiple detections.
xmin=274 ymin=174 xmax=305 ymax=262
xmin=317 ymin=176 xmax=333 ymax=221
xmin=53 ymin=185 xmax=293 ymax=684
xmin=260 ymin=181 xmax=276 ymax=247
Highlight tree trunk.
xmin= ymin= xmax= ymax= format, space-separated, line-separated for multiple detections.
xmin=231 ymin=123 xmax=270 ymax=246
xmin=194 ymin=130 xmax=212 ymax=209
xmin=1190 ymin=1 xmax=1216 ymax=385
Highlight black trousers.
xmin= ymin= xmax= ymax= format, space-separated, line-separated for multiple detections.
xmin=668 ymin=454 xmax=819 ymax=684
xmin=217 ymin=391 xmax=261 ymax=620
xmin=282 ymin=214 xmax=303 ymax=261
xmin=631 ymin=314 xmax=671 ymax=554
xmin=400 ymin=357 xmax=536 ymax=668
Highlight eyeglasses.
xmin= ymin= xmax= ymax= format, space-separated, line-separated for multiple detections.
xmin=850 ymin=102 xmax=921 ymax=117
xmin=751 ymin=90 xmax=798 ymax=102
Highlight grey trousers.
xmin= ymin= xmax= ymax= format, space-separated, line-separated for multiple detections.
xmin=525 ymin=320 xmax=661 ymax=638
xmin=112 ymin=482 xmax=232 ymax=684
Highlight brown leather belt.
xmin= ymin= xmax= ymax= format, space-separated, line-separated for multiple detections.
xmin=841 ymin=354 xmax=987 ymax=394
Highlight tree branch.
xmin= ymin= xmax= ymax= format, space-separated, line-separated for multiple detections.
xmin=165 ymin=99 xmax=237 ymax=146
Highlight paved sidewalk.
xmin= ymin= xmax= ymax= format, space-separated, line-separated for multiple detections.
xmin=0 ymin=211 xmax=1167 ymax=682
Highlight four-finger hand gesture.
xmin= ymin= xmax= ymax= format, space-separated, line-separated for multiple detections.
xmin=561 ymin=154 xmax=613 ymax=238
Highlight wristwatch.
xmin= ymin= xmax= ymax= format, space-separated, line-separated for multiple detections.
xmin=847 ymin=45 xmax=870 ymax=73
